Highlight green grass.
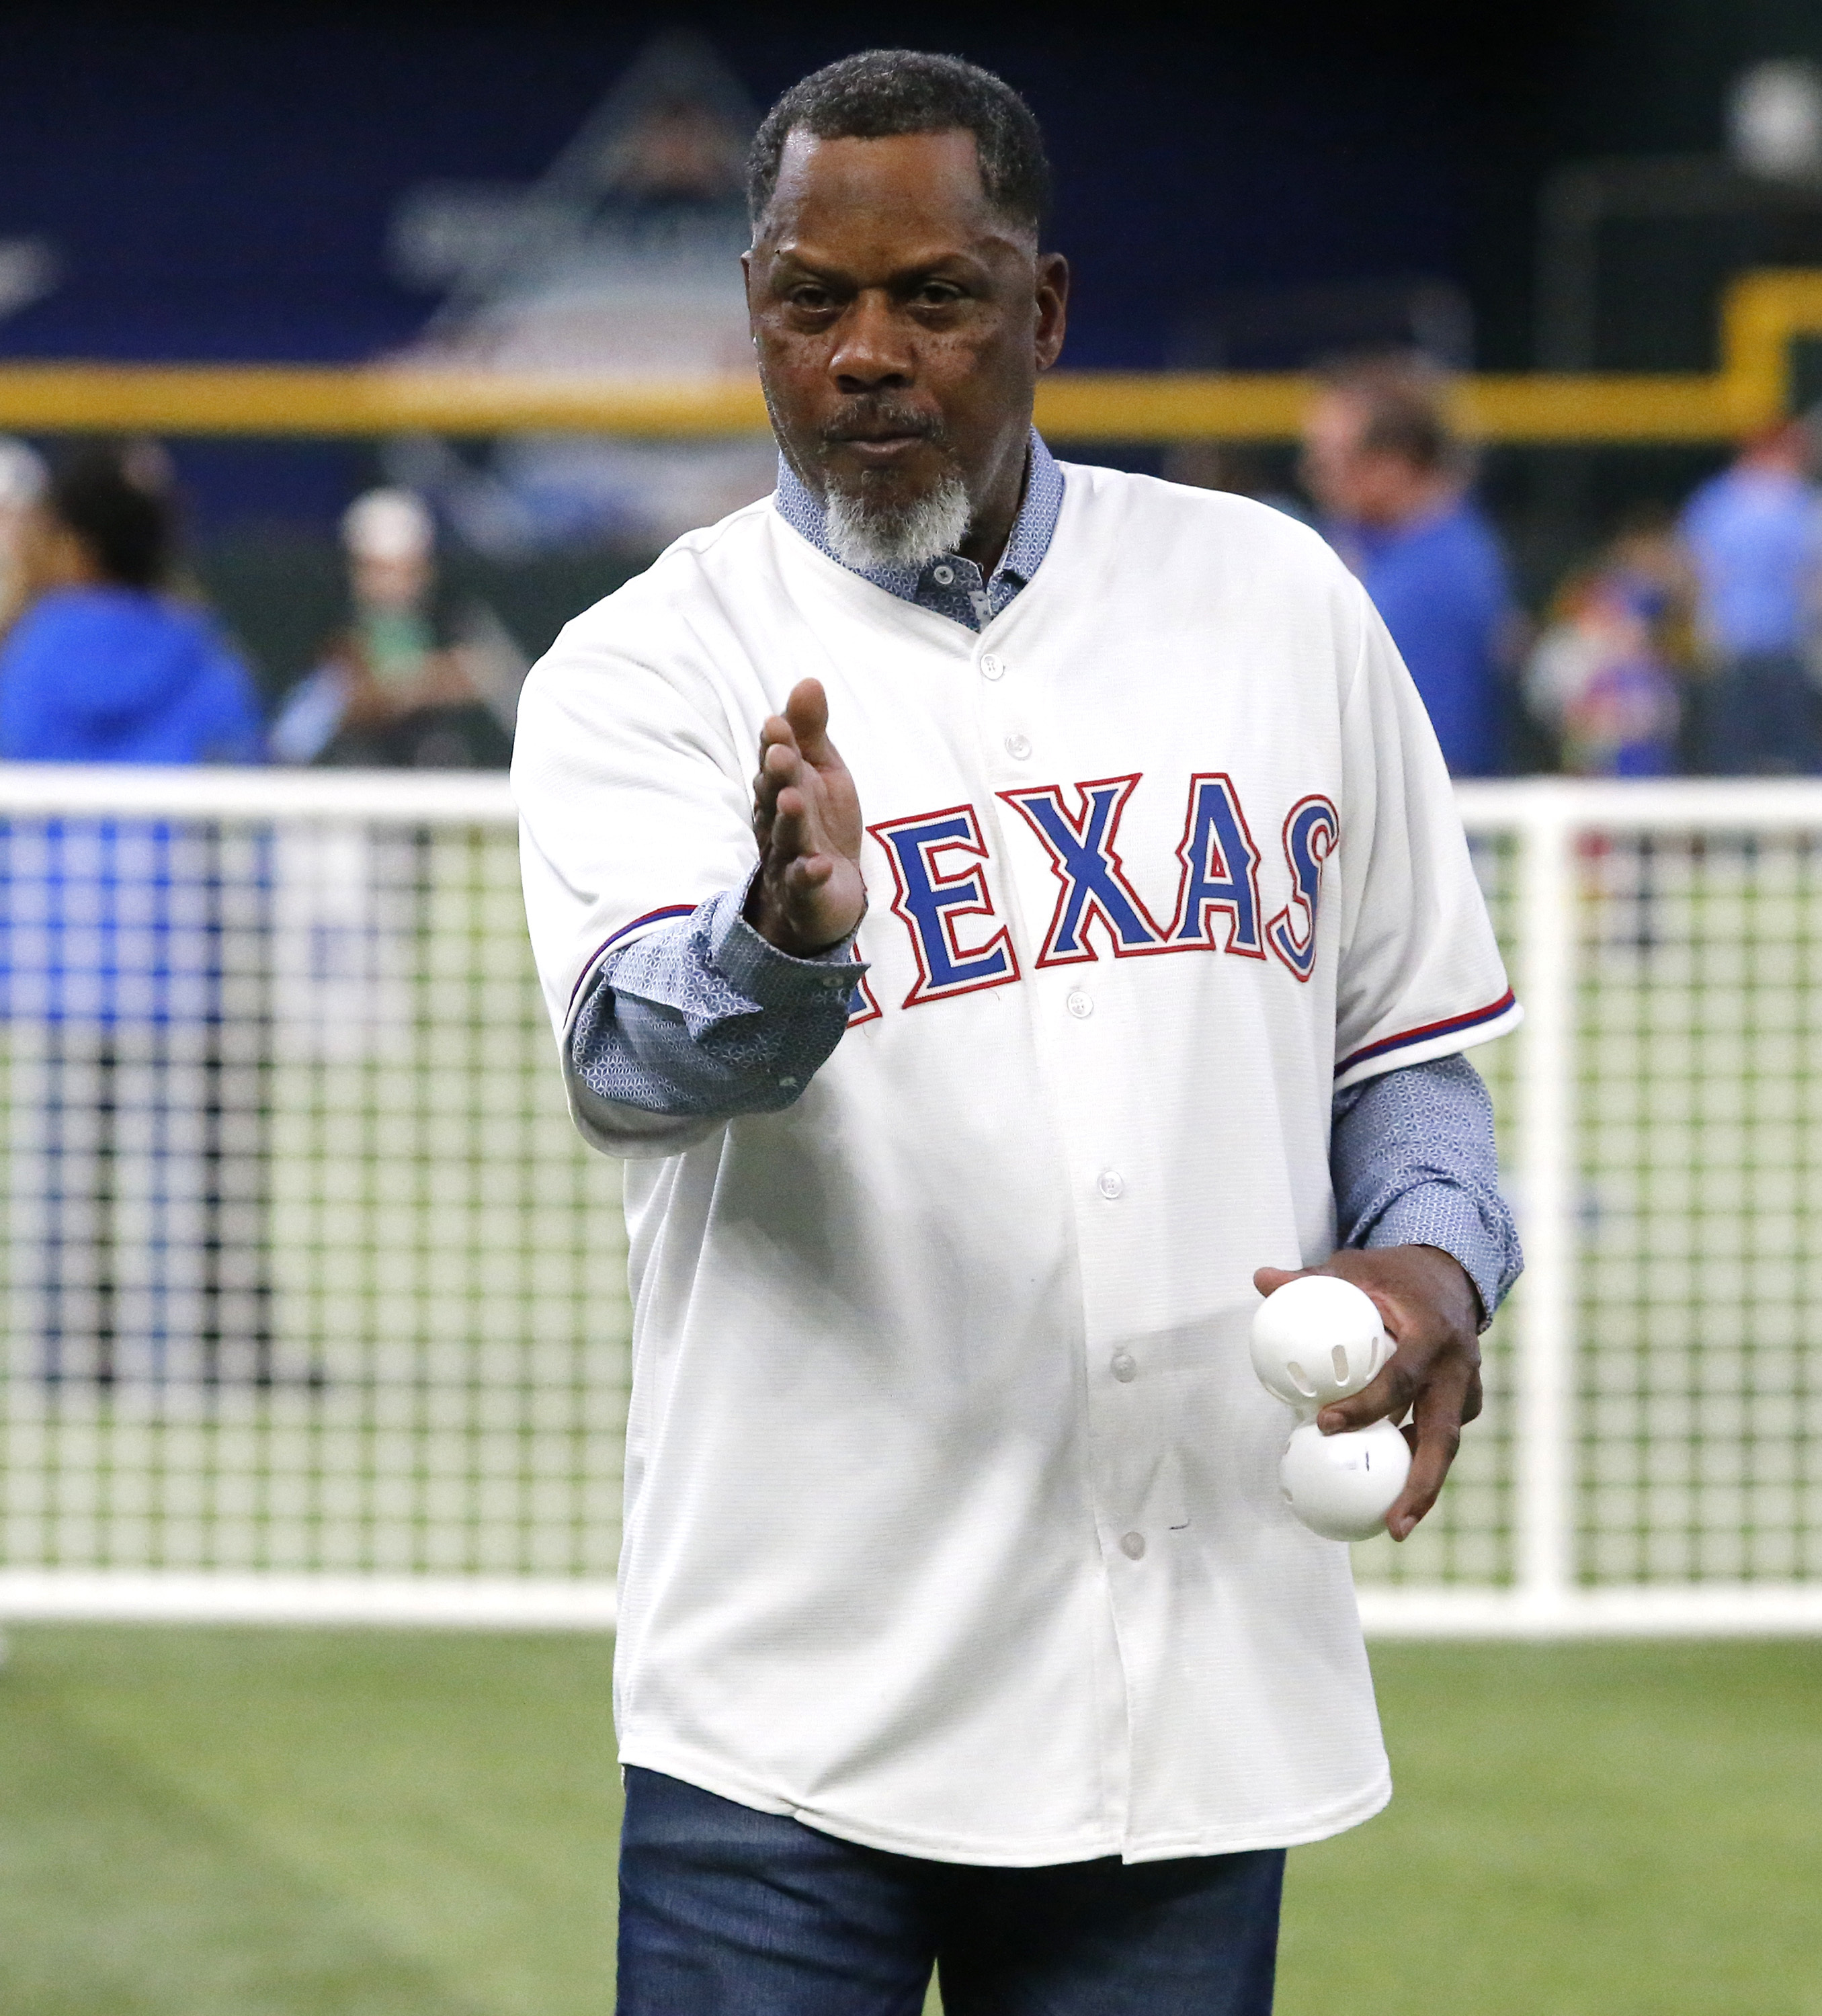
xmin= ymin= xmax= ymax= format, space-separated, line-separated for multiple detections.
xmin=0 ymin=1631 xmax=1816 ymax=2015
xmin=1282 ymin=1642 xmax=1822 ymax=2016
xmin=0 ymin=1628 xmax=616 ymax=2016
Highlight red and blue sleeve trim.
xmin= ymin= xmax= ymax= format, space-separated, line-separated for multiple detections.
xmin=567 ymin=904 xmax=698 ymax=1009
xmin=1335 ymin=988 xmax=1518 ymax=1077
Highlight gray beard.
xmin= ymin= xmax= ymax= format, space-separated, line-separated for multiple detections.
xmin=823 ymin=472 xmax=972 ymax=573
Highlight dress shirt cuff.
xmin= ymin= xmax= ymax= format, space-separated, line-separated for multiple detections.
xmin=706 ymin=871 xmax=867 ymax=1011
xmin=1362 ymin=1181 xmax=1503 ymax=1330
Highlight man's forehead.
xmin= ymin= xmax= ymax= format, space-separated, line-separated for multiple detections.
xmin=1309 ymin=390 xmax=1372 ymax=436
xmin=760 ymin=127 xmax=1030 ymax=253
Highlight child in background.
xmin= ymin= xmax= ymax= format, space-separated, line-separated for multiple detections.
xmin=1526 ymin=517 xmax=1694 ymax=776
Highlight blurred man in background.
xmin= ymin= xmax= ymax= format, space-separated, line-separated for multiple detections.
xmin=267 ymin=488 xmax=526 ymax=1182
xmin=270 ymin=487 xmax=520 ymax=768
xmin=1679 ymin=418 xmax=1822 ymax=775
xmin=1301 ymin=355 xmax=1516 ymax=776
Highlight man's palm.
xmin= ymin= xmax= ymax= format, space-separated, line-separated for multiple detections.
xmin=747 ymin=679 xmax=867 ymax=956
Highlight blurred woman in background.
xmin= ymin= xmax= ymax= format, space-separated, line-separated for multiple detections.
xmin=0 ymin=441 xmax=270 ymax=1393
xmin=0 ymin=435 xmax=47 ymax=638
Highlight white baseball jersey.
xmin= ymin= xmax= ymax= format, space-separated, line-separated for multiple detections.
xmin=515 ymin=464 xmax=1519 ymax=1867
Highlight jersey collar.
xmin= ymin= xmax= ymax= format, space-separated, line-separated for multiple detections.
xmin=772 ymin=429 xmax=1065 ymax=634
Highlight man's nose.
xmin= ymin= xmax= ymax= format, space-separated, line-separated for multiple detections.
xmin=829 ymin=290 xmax=913 ymax=392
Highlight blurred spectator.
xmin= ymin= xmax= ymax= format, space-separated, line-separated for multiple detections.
xmin=1524 ymin=515 xmax=1694 ymax=776
xmin=270 ymin=487 xmax=519 ymax=768
xmin=1301 ymin=355 xmax=1516 ymax=775
xmin=1680 ymin=419 xmax=1822 ymax=775
xmin=0 ymin=442 xmax=269 ymax=1390
xmin=0 ymin=439 xmax=261 ymax=763
xmin=0 ymin=435 xmax=47 ymax=637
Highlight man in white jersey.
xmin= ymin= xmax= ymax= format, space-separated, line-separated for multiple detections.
xmin=515 ymin=50 xmax=1521 ymax=2016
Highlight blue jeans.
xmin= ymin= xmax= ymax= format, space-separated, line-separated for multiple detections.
xmin=616 ymin=1768 xmax=1284 ymax=2015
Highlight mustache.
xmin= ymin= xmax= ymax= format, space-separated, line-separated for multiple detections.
xmin=817 ymin=401 xmax=952 ymax=453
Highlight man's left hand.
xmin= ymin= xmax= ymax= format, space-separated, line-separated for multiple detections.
xmin=1251 ymin=1247 xmax=1483 ymax=1542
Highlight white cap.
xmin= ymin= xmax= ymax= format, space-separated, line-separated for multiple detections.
xmin=341 ymin=487 xmax=434 ymax=560
xmin=0 ymin=436 xmax=46 ymax=510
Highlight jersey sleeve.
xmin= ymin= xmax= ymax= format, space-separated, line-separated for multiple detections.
xmin=1331 ymin=580 xmax=1521 ymax=1091
xmin=511 ymin=588 xmax=758 ymax=1060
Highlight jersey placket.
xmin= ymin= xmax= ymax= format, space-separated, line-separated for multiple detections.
xmin=965 ymin=610 xmax=1184 ymax=1851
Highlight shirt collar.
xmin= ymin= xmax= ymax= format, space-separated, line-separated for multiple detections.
xmin=772 ymin=428 xmax=1065 ymax=621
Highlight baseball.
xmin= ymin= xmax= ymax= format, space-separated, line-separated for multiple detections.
xmin=1249 ymin=1273 xmax=1393 ymax=1413
xmin=1279 ymin=1417 xmax=1412 ymax=1541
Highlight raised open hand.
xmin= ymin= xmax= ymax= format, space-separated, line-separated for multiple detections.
xmin=1253 ymin=1245 xmax=1484 ymax=1542
xmin=745 ymin=678 xmax=867 ymax=957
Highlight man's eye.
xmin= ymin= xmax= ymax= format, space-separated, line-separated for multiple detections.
xmin=788 ymin=286 xmax=833 ymax=311
xmin=915 ymin=284 xmax=964 ymax=307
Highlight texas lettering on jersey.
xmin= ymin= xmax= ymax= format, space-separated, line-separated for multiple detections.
xmin=856 ymin=773 xmax=1337 ymax=1022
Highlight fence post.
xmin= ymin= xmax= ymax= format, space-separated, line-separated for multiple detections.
xmin=1514 ymin=790 xmax=1577 ymax=1628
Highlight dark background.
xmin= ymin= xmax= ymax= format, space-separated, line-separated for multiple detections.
xmin=13 ymin=0 xmax=1822 ymax=372
xmin=9 ymin=0 xmax=1822 ymax=682
xmin=15 ymin=2 xmax=1520 ymax=367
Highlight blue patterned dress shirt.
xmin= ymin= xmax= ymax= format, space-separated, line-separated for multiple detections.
xmin=569 ymin=437 xmax=1521 ymax=1320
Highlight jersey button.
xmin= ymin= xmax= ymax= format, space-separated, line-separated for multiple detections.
xmin=1120 ymin=1531 xmax=1147 ymax=1560
xmin=1111 ymin=1351 xmax=1137 ymax=1382
xmin=1097 ymin=1170 xmax=1124 ymax=1200
xmin=1066 ymin=989 xmax=1093 ymax=1019
xmin=1004 ymin=733 xmax=1032 ymax=761
xmin=979 ymin=653 xmax=1005 ymax=680
xmin=931 ymin=563 xmax=956 ymax=585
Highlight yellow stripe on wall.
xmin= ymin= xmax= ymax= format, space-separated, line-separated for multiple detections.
xmin=0 ymin=269 xmax=1816 ymax=444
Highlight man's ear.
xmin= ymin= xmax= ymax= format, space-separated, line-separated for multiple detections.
xmin=1034 ymin=252 xmax=1069 ymax=373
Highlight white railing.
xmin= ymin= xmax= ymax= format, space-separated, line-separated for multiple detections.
xmin=1361 ymin=781 xmax=1822 ymax=1636
xmin=0 ymin=770 xmax=1817 ymax=1635
xmin=0 ymin=767 xmax=618 ymax=1629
